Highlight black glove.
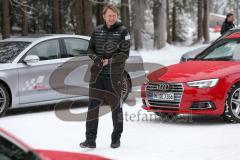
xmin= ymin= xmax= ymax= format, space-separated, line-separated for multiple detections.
xmin=93 ymin=56 xmax=104 ymax=67
xmin=90 ymin=56 xmax=103 ymax=83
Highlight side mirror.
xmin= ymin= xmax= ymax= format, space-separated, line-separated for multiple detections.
xmin=23 ymin=55 xmax=40 ymax=64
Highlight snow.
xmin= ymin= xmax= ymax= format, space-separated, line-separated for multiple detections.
xmin=2 ymin=32 xmax=239 ymax=160
xmin=210 ymin=13 xmax=226 ymax=19
xmin=138 ymin=43 xmax=208 ymax=66
xmin=1 ymin=99 xmax=240 ymax=160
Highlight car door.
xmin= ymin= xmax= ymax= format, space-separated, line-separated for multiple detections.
xmin=60 ymin=38 xmax=90 ymax=98
xmin=18 ymin=39 xmax=68 ymax=104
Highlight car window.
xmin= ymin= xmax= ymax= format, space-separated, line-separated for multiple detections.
xmin=0 ymin=42 xmax=31 ymax=63
xmin=0 ymin=135 xmax=27 ymax=160
xmin=203 ymin=41 xmax=237 ymax=59
xmin=27 ymin=39 xmax=60 ymax=61
xmin=196 ymin=38 xmax=240 ymax=61
xmin=64 ymin=38 xmax=89 ymax=57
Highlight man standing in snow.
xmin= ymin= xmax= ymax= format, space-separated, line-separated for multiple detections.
xmin=80 ymin=4 xmax=130 ymax=149
xmin=220 ymin=13 xmax=235 ymax=35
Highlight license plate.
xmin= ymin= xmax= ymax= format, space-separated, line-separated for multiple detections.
xmin=152 ymin=92 xmax=175 ymax=101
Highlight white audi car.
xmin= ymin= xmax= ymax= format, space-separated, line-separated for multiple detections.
xmin=0 ymin=34 xmax=144 ymax=116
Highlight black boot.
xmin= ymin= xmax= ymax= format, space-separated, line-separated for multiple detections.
xmin=110 ymin=139 xmax=120 ymax=148
xmin=80 ymin=140 xmax=96 ymax=148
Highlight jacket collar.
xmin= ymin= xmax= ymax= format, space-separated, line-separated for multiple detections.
xmin=103 ymin=21 xmax=122 ymax=31
xmin=224 ymin=19 xmax=234 ymax=25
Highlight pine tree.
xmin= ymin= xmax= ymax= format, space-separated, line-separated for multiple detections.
xmin=203 ymin=0 xmax=209 ymax=43
xmin=121 ymin=0 xmax=130 ymax=30
xmin=153 ymin=0 xmax=166 ymax=49
xmin=21 ymin=0 xmax=28 ymax=36
xmin=197 ymin=0 xmax=203 ymax=42
xmin=2 ymin=0 xmax=10 ymax=39
xmin=131 ymin=0 xmax=145 ymax=50
xmin=52 ymin=0 xmax=60 ymax=33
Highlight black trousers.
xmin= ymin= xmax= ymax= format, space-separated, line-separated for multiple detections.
xmin=85 ymin=74 xmax=123 ymax=142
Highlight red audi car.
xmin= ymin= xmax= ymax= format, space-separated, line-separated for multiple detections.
xmin=0 ymin=128 xmax=108 ymax=160
xmin=141 ymin=31 xmax=240 ymax=123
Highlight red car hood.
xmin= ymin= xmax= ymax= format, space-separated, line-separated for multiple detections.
xmin=147 ymin=61 xmax=240 ymax=82
xmin=33 ymin=149 xmax=108 ymax=160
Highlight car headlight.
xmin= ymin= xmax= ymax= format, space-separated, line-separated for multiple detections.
xmin=186 ymin=78 xmax=219 ymax=88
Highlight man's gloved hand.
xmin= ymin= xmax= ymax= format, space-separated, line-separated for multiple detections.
xmin=90 ymin=56 xmax=103 ymax=82
xmin=93 ymin=56 xmax=104 ymax=67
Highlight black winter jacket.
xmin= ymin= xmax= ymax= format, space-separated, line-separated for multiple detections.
xmin=87 ymin=21 xmax=130 ymax=75
xmin=220 ymin=20 xmax=235 ymax=35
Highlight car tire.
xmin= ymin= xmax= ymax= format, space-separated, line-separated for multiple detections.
xmin=155 ymin=112 xmax=178 ymax=122
xmin=122 ymin=73 xmax=131 ymax=102
xmin=223 ymin=84 xmax=240 ymax=123
xmin=0 ymin=83 xmax=10 ymax=117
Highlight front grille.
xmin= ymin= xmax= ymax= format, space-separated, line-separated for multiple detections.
xmin=146 ymin=82 xmax=183 ymax=109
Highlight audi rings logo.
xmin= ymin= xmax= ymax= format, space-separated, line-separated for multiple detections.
xmin=103 ymin=40 xmax=131 ymax=54
xmin=157 ymin=83 xmax=171 ymax=91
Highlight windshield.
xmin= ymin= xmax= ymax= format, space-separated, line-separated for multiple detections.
xmin=0 ymin=41 xmax=31 ymax=63
xmin=195 ymin=38 xmax=240 ymax=61
xmin=0 ymin=135 xmax=28 ymax=160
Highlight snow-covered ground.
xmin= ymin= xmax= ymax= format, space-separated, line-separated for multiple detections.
xmin=2 ymin=32 xmax=240 ymax=160
xmin=2 ymin=99 xmax=240 ymax=160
